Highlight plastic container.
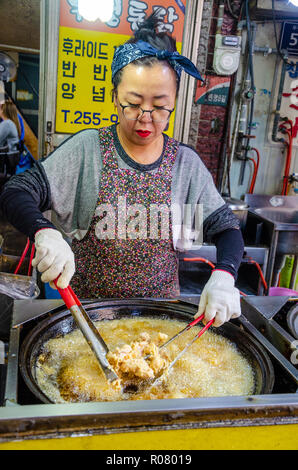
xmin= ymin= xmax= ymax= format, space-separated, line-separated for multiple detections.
xmin=269 ymin=287 xmax=298 ymax=297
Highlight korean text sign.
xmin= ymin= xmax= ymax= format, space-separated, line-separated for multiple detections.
xmin=56 ymin=0 xmax=187 ymax=136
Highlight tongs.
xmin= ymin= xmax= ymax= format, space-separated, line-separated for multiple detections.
xmin=53 ymin=279 xmax=118 ymax=383
xmin=166 ymin=314 xmax=215 ymax=372
xmin=150 ymin=313 xmax=215 ymax=383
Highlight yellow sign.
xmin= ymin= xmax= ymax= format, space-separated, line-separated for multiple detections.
xmin=56 ymin=27 xmax=180 ymax=136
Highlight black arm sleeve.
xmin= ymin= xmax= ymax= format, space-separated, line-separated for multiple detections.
xmin=213 ymin=228 xmax=244 ymax=278
xmin=0 ymin=162 xmax=57 ymax=240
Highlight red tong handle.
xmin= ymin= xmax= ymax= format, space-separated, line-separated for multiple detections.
xmin=188 ymin=313 xmax=205 ymax=329
xmin=53 ymin=278 xmax=84 ymax=312
xmin=53 ymin=278 xmax=77 ymax=310
xmin=68 ymin=285 xmax=81 ymax=304
xmin=187 ymin=314 xmax=215 ymax=336
xmin=197 ymin=318 xmax=215 ymax=337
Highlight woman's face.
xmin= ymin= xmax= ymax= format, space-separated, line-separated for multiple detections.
xmin=115 ymin=62 xmax=177 ymax=146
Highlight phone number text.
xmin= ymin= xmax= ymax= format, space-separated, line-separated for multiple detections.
xmin=61 ymin=109 xmax=118 ymax=126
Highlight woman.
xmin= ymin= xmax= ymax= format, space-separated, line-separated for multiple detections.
xmin=0 ymin=14 xmax=244 ymax=327
xmin=0 ymin=100 xmax=20 ymax=151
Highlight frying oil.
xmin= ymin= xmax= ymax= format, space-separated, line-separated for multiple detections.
xmin=35 ymin=318 xmax=255 ymax=403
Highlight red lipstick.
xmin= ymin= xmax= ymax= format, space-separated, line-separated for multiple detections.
xmin=136 ymin=130 xmax=151 ymax=138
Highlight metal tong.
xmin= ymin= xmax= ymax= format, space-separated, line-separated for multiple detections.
xmin=166 ymin=315 xmax=215 ymax=371
xmin=153 ymin=314 xmax=215 ymax=376
xmin=53 ymin=279 xmax=118 ymax=383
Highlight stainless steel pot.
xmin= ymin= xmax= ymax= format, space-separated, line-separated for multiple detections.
xmin=19 ymin=299 xmax=275 ymax=403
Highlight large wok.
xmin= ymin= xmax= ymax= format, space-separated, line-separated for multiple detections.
xmin=19 ymin=299 xmax=275 ymax=403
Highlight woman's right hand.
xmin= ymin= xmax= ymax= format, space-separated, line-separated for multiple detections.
xmin=32 ymin=228 xmax=75 ymax=289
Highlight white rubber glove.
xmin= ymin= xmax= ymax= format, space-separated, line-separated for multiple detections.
xmin=31 ymin=228 xmax=75 ymax=289
xmin=195 ymin=270 xmax=241 ymax=327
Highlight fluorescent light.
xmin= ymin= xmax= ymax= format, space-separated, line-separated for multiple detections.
xmin=289 ymin=0 xmax=298 ymax=6
xmin=78 ymin=0 xmax=114 ymax=22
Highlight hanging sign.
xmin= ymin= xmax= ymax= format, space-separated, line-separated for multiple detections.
xmin=55 ymin=0 xmax=187 ymax=136
xmin=195 ymin=76 xmax=231 ymax=107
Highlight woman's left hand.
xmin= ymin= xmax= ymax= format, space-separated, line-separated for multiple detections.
xmin=195 ymin=270 xmax=241 ymax=327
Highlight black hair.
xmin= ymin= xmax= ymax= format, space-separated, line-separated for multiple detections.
xmin=128 ymin=10 xmax=177 ymax=52
xmin=112 ymin=10 xmax=180 ymax=96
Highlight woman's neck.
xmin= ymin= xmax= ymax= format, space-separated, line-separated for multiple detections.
xmin=116 ymin=125 xmax=164 ymax=165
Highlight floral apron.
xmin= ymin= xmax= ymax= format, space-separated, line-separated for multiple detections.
xmin=71 ymin=126 xmax=180 ymax=298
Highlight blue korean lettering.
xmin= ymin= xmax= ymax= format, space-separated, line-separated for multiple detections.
xmin=127 ymin=0 xmax=148 ymax=32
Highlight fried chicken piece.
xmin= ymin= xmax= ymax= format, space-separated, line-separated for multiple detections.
xmin=157 ymin=332 xmax=168 ymax=343
xmin=107 ymin=331 xmax=169 ymax=382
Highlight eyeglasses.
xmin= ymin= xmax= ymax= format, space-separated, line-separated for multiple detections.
xmin=119 ymin=102 xmax=174 ymax=123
